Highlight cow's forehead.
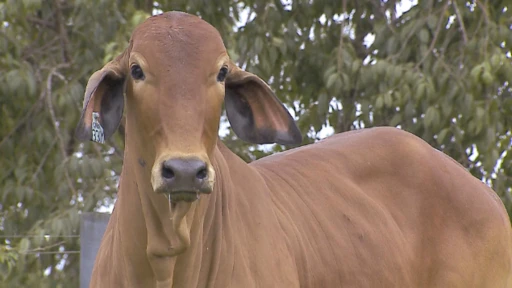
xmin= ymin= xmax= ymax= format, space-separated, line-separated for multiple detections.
xmin=130 ymin=12 xmax=226 ymax=62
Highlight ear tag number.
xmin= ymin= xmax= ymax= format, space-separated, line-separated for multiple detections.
xmin=91 ymin=112 xmax=105 ymax=144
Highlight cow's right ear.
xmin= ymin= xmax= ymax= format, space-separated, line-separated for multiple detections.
xmin=75 ymin=60 xmax=126 ymax=143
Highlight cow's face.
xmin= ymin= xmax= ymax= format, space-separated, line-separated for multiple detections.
xmin=75 ymin=12 xmax=301 ymax=203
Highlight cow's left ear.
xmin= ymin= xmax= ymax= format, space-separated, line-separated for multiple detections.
xmin=225 ymin=64 xmax=302 ymax=145
xmin=75 ymin=58 xmax=126 ymax=143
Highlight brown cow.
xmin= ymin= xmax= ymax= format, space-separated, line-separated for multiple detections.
xmin=75 ymin=11 xmax=512 ymax=288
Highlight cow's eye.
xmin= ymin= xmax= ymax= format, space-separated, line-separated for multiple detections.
xmin=131 ymin=64 xmax=145 ymax=80
xmin=217 ymin=66 xmax=228 ymax=82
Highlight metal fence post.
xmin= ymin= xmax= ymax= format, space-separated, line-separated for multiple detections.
xmin=80 ymin=212 xmax=110 ymax=288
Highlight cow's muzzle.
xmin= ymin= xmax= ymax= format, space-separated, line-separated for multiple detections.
xmin=154 ymin=157 xmax=213 ymax=202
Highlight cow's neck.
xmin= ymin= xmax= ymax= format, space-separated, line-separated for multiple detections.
xmin=118 ymin=117 xmax=241 ymax=286
xmin=170 ymin=141 xmax=241 ymax=286
xmin=117 ymin=116 xmax=194 ymax=285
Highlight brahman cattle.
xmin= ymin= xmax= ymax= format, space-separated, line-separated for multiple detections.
xmin=75 ymin=11 xmax=512 ymax=288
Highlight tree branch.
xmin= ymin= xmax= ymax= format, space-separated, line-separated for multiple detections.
xmin=22 ymin=36 xmax=60 ymax=63
xmin=26 ymin=16 xmax=55 ymax=29
xmin=144 ymin=0 xmax=154 ymax=14
xmin=235 ymin=7 xmax=254 ymax=68
xmin=23 ymin=240 xmax=66 ymax=253
xmin=336 ymin=0 xmax=357 ymax=133
xmin=31 ymin=138 xmax=58 ymax=183
xmin=54 ymin=0 xmax=71 ymax=63
xmin=0 ymin=89 xmax=46 ymax=148
xmin=45 ymin=63 xmax=77 ymax=196
xmin=371 ymin=0 xmax=397 ymax=34
xmin=452 ymin=0 xmax=468 ymax=44
xmin=390 ymin=17 xmax=427 ymax=61
xmin=337 ymin=0 xmax=347 ymax=75
xmin=415 ymin=2 xmax=449 ymax=69
xmin=475 ymin=0 xmax=490 ymax=25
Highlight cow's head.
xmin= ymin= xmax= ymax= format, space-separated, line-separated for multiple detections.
xmin=75 ymin=11 xmax=301 ymax=204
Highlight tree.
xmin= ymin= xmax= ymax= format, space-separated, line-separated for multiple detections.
xmin=0 ymin=0 xmax=510 ymax=286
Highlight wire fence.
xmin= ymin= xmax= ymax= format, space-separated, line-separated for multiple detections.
xmin=20 ymin=251 xmax=80 ymax=254
xmin=0 ymin=235 xmax=80 ymax=238
xmin=2 ymin=236 xmax=81 ymax=255
xmin=0 ymin=213 xmax=109 ymax=288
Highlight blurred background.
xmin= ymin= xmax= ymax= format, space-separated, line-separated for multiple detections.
xmin=0 ymin=0 xmax=511 ymax=286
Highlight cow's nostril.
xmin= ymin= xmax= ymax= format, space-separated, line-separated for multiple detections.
xmin=161 ymin=165 xmax=175 ymax=179
xmin=196 ymin=167 xmax=208 ymax=180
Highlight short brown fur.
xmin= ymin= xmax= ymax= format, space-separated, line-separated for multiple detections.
xmin=76 ymin=11 xmax=512 ymax=287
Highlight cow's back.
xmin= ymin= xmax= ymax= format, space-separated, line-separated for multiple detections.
xmin=253 ymin=127 xmax=512 ymax=287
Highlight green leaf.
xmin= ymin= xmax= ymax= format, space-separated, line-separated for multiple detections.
xmin=481 ymin=71 xmax=493 ymax=86
xmin=393 ymin=90 xmax=403 ymax=106
xmin=22 ymin=0 xmax=42 ymax=10
xmin=490 ymin=53 xmax=502 ymax=69
xmin=24 ymin=68 xmax=36 ymax=97
xmin=424 ymin=106 xmax=440 ymax=129
xmin=476 ymin=106 xmax=485 ymax=119
xmin=91 ymin=158 xmax=104 ymax=178
xmin=446 ymin=84 xmax=459 ymax=100
xmin=425 ymin=80 xmax=435 ymax=102
xmin=414 ymin=82 xmax=426 ymax=101
xmin=384 ymin=92 xmax=393 ymax=108
xmin=462 ymin=93 xmax=473 ymax=115
xmin=483 ymin=149 xmax=500 ymax=172
xmin=405 ymin=101 xmax=415 ymax=119
xmin=401 ymin=84 xmax=411 ymax=99
xmin=272 ymin=37 xmax=284 ymax=47
xmin=374 ymin=60 xmax=388 ymax=77
xmin=339 ymin=73 xmax=349 ymax=92
xmin=15 ymin=187 xmax=25 ymax=201
xmin=19 ymin=238 xmax=30 ymax=253
xmin=317 ymin=93 xmax=329 ymax=118
xmin=131 ymin=10 xmax=150 ymax=27
xmin=418 ymin=28 xmax=430 ymax=44
xmin=51 ymin=219 xmax=63 ymax=235
xmin=427 ymin=15 xmax=438 ymax=30
xmin=351 ymin=59 xmax=361 ymax=75
xmin=326 ymin=73 xmax=339 ymax=90
xmin=386 ymin=35 xmax=398 ymax=55
xmin=375 ymin=95 xmax=384 ymax=110
xmin=323 ymin=65 xmax=336 ymax=81
xmin=254 ymin=37 xmax=263 ymax=54
xmin=440 ymin=98 xmax=452 ymax=117
xmin=389 ymin=113 xmax=402 ymax=127
xmin=437 ymin=128 xmax=450 ymax=144
xmin=470 ymin=65 xmax=483 ymax=83
xmin=482 ymin=61 xmax=491 ymax=73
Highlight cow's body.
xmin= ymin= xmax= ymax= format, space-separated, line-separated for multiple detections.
xmin=90 ymin=127 xmax=512 ymax=287
xmin=257 ymin=127 xmax=512 ymax=287
xmin=75 ymin=11 xmax=512 ymax=288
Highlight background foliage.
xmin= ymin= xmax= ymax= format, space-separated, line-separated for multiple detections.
xmin=0 ymin=0 xmax=511 ymax=286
